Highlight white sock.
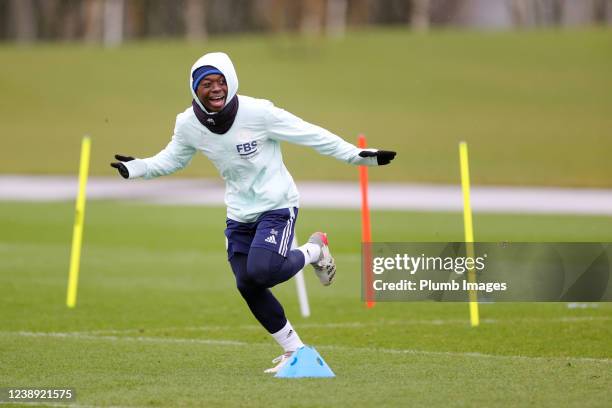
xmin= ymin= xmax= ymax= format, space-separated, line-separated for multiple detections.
xmin=297 ymin=243 xmax=321 ymax=264
xmin=270 ymin=321 xmax=304 ymax=353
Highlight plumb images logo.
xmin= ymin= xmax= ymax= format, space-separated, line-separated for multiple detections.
xmin=370 ymin=251 xmax=503 ymax=295
xmin=363 ymin=243 xmax=612 ymax=302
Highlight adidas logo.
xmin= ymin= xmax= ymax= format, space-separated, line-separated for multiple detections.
xmin=265 ymin=235 xmax=277 ymax=244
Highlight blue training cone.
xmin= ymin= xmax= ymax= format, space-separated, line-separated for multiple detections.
xmin=275 ymin=346 xmax=335 ymax=378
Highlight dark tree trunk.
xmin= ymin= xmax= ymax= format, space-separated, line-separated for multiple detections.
xmin=326 ymin=0 xmax=348 ymax=37
xmin=410 ymin=0 xmax=430 ymax=31
xmin=185 ymin=0 xmax=207 ymax=40
xmin=9 ymin=0 xmax=38 ymax=43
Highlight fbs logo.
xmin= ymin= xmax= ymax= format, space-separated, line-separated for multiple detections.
xmin=236 ymin=141 xmax=258 ymax=157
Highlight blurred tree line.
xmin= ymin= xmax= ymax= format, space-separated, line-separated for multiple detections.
xmin=1 ymin=0 xmax=611 ymax=45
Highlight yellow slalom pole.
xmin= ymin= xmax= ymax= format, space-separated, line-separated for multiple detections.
xmin=459 ymin=141 xmax=480 ymax=327
xmin=66 ymin=136 xmax=91 ymax=308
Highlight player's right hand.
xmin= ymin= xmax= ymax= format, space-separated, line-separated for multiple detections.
xmin=110 ymin=154 xmax=134 ymax=179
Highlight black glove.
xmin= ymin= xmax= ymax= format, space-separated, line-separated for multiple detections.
xmin=359 ymin=150 xmax=397 ymax=166
xmin=110 ymin=154 xmax=135 ymax=179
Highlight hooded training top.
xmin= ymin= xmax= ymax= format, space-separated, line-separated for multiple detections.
xmin=124 ymin=52 xmax=378 ymax=223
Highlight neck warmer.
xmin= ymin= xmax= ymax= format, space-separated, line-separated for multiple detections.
xmin=192 ymin=95 xmax=239 ymax=135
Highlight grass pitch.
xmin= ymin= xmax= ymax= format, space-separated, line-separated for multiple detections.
xmin=1 ymin=28 xmax=611 ymax=187
xmin=1 ymin=201 xmax=611 ymax=407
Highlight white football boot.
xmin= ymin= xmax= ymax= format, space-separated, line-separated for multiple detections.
xmin=308 ymin=232 xmax=336 ymax=286
xmin=264 ymin=351 xmax=294 ymax=374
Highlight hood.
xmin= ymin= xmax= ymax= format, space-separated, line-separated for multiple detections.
xmin=190 ymin=52 xmax=239 ymax=113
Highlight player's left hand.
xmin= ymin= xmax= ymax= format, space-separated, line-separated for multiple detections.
xmin=359 ymin=150 xmax=397 ymax=165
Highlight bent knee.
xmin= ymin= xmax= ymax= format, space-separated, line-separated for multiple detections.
xmin=246 ymin=262 xmax=272 ymax=287
xmin=246 ymin=248 xmax=282 ymax=287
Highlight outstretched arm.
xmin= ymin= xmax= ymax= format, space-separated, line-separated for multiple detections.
xmin=265 ymin=104 xmax=396 ymax=166
xmin=110 ymin=125 xmax=197 ymax=179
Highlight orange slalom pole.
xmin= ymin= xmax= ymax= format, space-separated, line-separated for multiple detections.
xmin=358 ymin=135 xmax=375 ymax=308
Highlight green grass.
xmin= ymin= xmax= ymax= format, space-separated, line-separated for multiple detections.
xmin=1 ymin=201 xmax=611 ymax=407
xmin=1 ymin=28 xmax=611 ymax=187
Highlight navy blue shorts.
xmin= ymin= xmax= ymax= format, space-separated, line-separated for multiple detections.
xmin=225 ymin=207 xmax=298 ymax=260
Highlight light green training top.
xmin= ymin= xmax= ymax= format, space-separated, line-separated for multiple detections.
xmin=124 ymin=52 xmax=379 ymax=223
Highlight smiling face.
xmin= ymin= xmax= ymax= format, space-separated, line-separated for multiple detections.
xmin=196 ymin=74 xmax=228 ymax=112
